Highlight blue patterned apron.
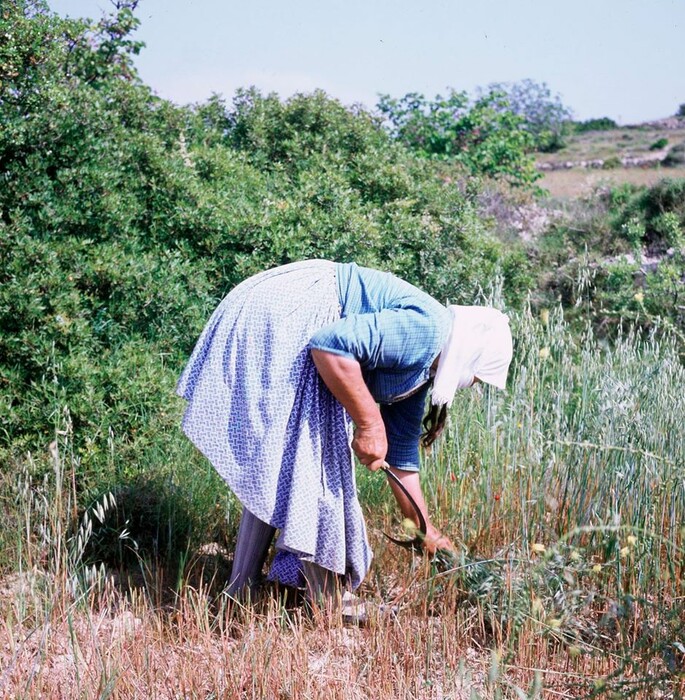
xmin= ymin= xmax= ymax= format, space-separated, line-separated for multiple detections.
xmin=176 ymin=260 xmax=372 ymax=588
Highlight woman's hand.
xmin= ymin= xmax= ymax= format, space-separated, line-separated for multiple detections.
xmin=352 ymin=422 xmax=388 ymax=471
xmin=384 ymin=468 xmax=455 ymax=554
xmin=422 ymin=524 xmax=456 ymax=557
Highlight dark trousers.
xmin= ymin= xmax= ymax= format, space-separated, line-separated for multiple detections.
xmin=228 ymin=507 xmax=339 ymax=601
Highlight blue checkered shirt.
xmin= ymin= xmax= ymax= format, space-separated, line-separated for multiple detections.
xmin=308 ymin=263 xmax=450 ymax=470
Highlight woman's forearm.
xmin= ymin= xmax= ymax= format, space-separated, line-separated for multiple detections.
xmin=385 ymin=469 xmax=429 ymax=526
xmin=386 ymin=467 xmax=455 ymax=555
xmin=310 ymin=349 xmax=388 ymax=470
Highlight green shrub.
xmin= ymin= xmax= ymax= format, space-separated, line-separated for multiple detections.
xmin=611 ymin=178 xmax=685 ymax=251
xmin=573 ymin=117 xmax=618 ymax=133
xmin=480 ymin=79 xmax=573 ymax=152
xmin=535 ymin=179 xmax=685 ymax=337
xmin=649 ymin=137 xmax=668 ymax=151
xmin=602 ymin=156 xmax=622 ymax=170
xmin=663 ymin=142 xmax=685 ymax=167
xmin=377 ymin=89 xmax=540 ymax=188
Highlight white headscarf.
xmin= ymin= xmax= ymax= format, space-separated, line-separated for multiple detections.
xmin=431 ymin=305 xmax=513 ymax=407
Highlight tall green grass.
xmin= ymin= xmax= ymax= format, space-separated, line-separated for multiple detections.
xmin=362 ymin=302 xmax=685 ymax=695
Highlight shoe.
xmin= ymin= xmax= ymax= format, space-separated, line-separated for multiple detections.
xmin=341 ymin=591 xmax=367 ymax=626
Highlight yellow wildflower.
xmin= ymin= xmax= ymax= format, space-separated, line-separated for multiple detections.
xmin=401 ymin=518 xmax=417 ymax=534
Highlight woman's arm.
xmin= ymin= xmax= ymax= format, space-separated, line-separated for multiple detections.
xmin=385 ymin=467 xmax=455 ymax=555
xmin=312 ymin=349 xmax=453 ymax=554
xmin=310 ymin=349 xmax=388 ymax=471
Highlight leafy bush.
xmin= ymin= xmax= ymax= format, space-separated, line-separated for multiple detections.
xmin=602 ymin=156 xmax=622 ymax=169
xmin=535 ymin=179 xmax=685 ymax=336
xmin=649 ymin=137 xmax=668 ymax=151
xmin=572 ymin=117 xmax=618 ymax=133
xmin=377 ymin=89 xmax=540 ymax=188
xmin=481 ymin=79 xmax=573 ymax=152
xmin=610 ymin=178 xmax=685 ymax=251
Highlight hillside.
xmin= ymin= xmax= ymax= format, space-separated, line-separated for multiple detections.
xmin=537 ymin=118 xmax=685 ymax=198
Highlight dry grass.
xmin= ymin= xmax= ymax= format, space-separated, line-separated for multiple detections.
xmin=539 ymin=166 xmax=685 ymax=200
xmin=3 ymin=529 xmax=680 ymax=699
xmin=1 ymin=541 xmax=646 ymax=700
xmin=0 ymin=552 xmax=494 ymax=699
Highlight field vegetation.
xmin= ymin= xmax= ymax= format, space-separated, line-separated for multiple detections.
xmin=536 ymin=123 xmax=685 ymax=167
xmin=539 ymin=168 xmax=681 ymax=200
xmin=1 ymin=2 xmax=684 ymax=698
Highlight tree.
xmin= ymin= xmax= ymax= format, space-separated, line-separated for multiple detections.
xmin=0 ymin=1 xmax=533 ymax=571
xmin=0 ymin=0 xmax=202 ymax=457
xmin=1 ymin=2 xmax=532 ymax=473
xmin=482 ymin=79 xmax=573 ymax=152
xmin=377 ymin=89 xmax=540 ymax=188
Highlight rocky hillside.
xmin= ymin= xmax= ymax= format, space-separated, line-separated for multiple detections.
xmin=536 ymin=118 xmax=685 ymax=171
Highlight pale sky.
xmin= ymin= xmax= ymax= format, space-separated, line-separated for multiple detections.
xmin=49 ymin=0 xmax=685 ymax=124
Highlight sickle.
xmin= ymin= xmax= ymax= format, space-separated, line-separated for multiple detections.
xmin=381 ymin=465 xmax=427 ymax=551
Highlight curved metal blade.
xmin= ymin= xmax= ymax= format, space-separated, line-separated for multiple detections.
xmin=381 ymin=466 xmax=427 ymax=551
